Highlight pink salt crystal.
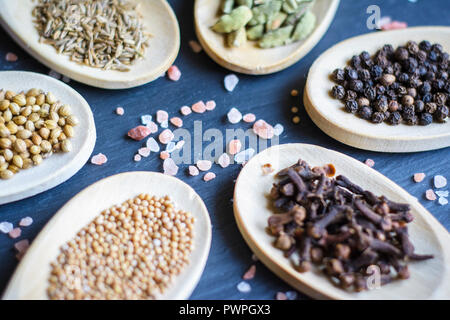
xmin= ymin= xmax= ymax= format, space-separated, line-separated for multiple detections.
xmin=425 ymin=189 xmax=437 ymax=201
xmin=242 ymin=265 xmax=256 ymax=280
xmin=188 ymin=165 xmax=199 ymax=176
xmin=205 ymin=100 xmax=216 ymax=111
xmin=167 ymin=65 xmax=181 ymax=81
xmin=163 ymin=158 xmax=178 ymax=175
xmin=160 ymin=151 xmax=170 ymax=160
xmin=381 ymin=21 xmax=407 ymax=31
xmin=192 ymin=101 xmax=206 ymax=113
xmin=243 ymin=113 xmax=256 ymax=123
xmin=413 ymin=173 xmax=426 ymax=183
xmin=9 ymin=228 xmax=21 ymax=239
xmin=134 ymin=154 xmax=142 ymax=162
xmin=159 ymin=129 xmax=174 ymax=144
xmin=156 ymin=110 xmax=169 ymax=123
xmin=189 ymin=40 xmax=202 ymax=53
xmin=14 ymin=239 xmax=29 ymax=253
xmin=180 ymin=106 xmax=192 ymax=116
xmin=228 ymin=139 xmax=242 ymax=155
xmin=217 ymin=153 xmax=230 ymax=168
xmin=197 ymin=160 xmax=212 ymax=171
xmin=253 ymin=120 xmax=274 ymax=139
xmin=170 ymin=117 xmax=183 ymax=127
xmin=364 ymin=159 xmax=375 ymax=167
xmin=262 ymin=163 xmax=274 ymax=175
xmin=91 ymin=153 xmax=108 ymax=165
xmin=128 ymin=125 xmax=152 ymax=141
xmin=203 ymin=172 xmax=216 ymax=182
xmin=115 ymin=107 xmax=124 ymax=115
xmin=19 ymin=217 xmax=33 ymax=227
xmin=276 ymin=292 xmax=288 ymax=300
xmin=138 ymin=147 xmax=151 ymax=157
xmin=5 ymin=52 xmax=18 ymax=62
xmin=146 ymin=121 xmax=158 ymax=134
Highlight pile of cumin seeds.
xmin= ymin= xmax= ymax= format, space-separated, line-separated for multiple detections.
xmin=32 ymin=0 xmax=149 ymax=71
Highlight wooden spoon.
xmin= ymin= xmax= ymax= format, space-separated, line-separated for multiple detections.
xmin=3 ymin=171 xmax=212 ymax=300
xmin=0 ymin=71 xmax=95 ymax=205
xmin=234 ymin=143 xmax=450 ymax=299
xmin=0 ymin=0 xmax=180 ymax=89
xmin=194 ymin=0 xmax=339 ymax=75
xmin=304 ymin=26 xmax=450 ymax=152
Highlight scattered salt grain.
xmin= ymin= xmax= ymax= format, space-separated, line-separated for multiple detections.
xmin=134 ymin=154 xmax=142 ymax=162
xmin=273 ymin=123 xmax=284 ymax=136
xmin=167 ymin=65 xmax=181 ymax=81
xmin=276 ymin=292 xmax=287 ymax=300
xmin=234 ymin=148 xmax=255 ymax=163
xmin=163 ymin=158 xmax=178 ymax=175
xmin=0 ymin=222 xmax=13 ymax=234
xmin=262 ymin=163 xmax=274 ymax=175
xmin=435 ymin=190 xmax=449 ymax=198
xmin=291 ymin=106 xmax=299 ymax=113
xmin=188 ymin=165 xmax=199 ymax=176
xmin=19 ymin=217 xmax=33 ymax=227
xmin=381 ymin=20 xmax=407 ymax=31
xmin=237 ymin=281 xmax=251 ymax=293
xmin=292 ymin=116 xmax=301 ymax=124
xmin=364 ymin=159 xmax=375 ymax=167
xmin=413 ymin=173 xmax=426 ymax=183
xmin=189 ymin=40 xmax=202 ymax=53
xmin=170 ymin=117 xmax=183 ymax=127
xmin=425 ymin=189 xmax=437 ymax=201
xmin=224 ymin=74 xmax=239 ymax=92
xmin=138 ymin=147 xmax=151 ymax=158
xmin=91 ymin=153 xmax=108 ymax=165
xmin=205 ymin=100 xmax=216 ymax=111
xmin=251 ymin=254 xmax=259 ymax=262
xmin=203 ymin=172 xmax=216 ymax=182
xmin=290 ymin=89 xmax=299 ymax=97
xmin=115 ymin=107 xmax=124 ymax=115
xmin=160 ymin=120 xmax=169 ymax=128
xmin=180 ymin=106 xmax=192 ymax=116
xmin=243 ymin=113 xmax=256 ymax=123
xmin=5 ymin=52 xmax=18 ymax=62
xmin=160 ymin=151 xmax=170 ymax=160
xmin=285 ymin=291 xmax=298 ymax=300
xmin=434 ymin=175 xmax=447 ymax=189
xmin=192 ymin=101 xmax=206 ymax=113
xmin=253 ymin=120 xmax=274 ymax=139
xmin=14 ymin=239 xmax=29 ymax=254
xmin=438 ymin=197 xmax=448 ymax=206
xmin=156 ymin=110 xmax=169 ymax=123
xmin=48 ymin=70 xmax=61 ymax=79
xmin=165 ymin=142 xmax=176 ymax=153
xmin=197 ymin=160 xmax=212 ymax=171
xmin=159 ymin=129 xmax=174 ymax=144
xmin=242 ymin=265 xmax=256 ymax=280
xmin=217 ymin=153 xmax=230 ymax=168
xmin=175 ymin=140 xmax=185 ymax=150
xmin=128 ymin=125 xmax=152 ymax=141
xmin=146 ymin=121 xmax=158 ymax=133
xmin=141 ymin=114 xmax=152 ymax=125
xmin=9 ymin=228 xmax=21 ymax=239
xmin=146 ymin=137 xmax=160 ymax=152
xmin=227 ymin=107 xmax=242 ymax=124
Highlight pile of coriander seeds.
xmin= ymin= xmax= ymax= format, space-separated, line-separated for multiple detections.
xmin=0 ymin=89 xmax=77 ymax=180
xmin=331 ymin=40 xmax=449 ymax=125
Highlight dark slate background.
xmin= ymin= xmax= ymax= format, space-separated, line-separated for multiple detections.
xmin=0 ymin=0 xmax=448 ymax=300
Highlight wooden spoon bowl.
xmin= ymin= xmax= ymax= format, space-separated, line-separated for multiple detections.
xmin=0 ymin=0 xmax=180 ymax=89
xmin=234 ymin=143 xmax=450 ymax=299
xmin=194 ymin=0 xmax=340 ymax=75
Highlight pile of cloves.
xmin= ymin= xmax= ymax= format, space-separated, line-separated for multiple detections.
xmin=268 ymin=159 xmax=433 ymax=292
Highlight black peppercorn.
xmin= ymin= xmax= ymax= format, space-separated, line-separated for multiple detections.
xmin=403 ymin=114 xmax=418 ymax=125
xmin=396 ymin=86 xmax=407 ymax=95
xmin=407 ymin=41 xmax=419 ymax=54
xmin=371 ymin=112 xmax=385 ymax=124
xmin=332 ymin=68 xmax=345 ymax=83
xmin=351 ymin=55 xmax=361 ymax=69
xmin=398 ymin=73 xmax=409 ymax=83
xmin=381 ymin=44 xmax=394 ymax=57
xmin=358 ymin=69 xmax=371 ymax=81
xmin=403 ymin=104 xmax=415 ymax=118
xmin=416 ymin=50 xmax=427 ymax=62
xmin=375 ymin=84 xmax=386 ymax=95
xmin=374 ymin=97 xmax=388 ymax=112
xmin=419 ymin=112 xmax=433 ymax=125
xmin=358 ymin=106 xmax=373 ymax=120
xmin=432 ymin=79 xmax=445 ymax=90
xmin=345 ymin=100 xmax=358 ymax=113
xmin=395 ymin=47 xmax=409 ymax=61
xmin=386 ymin=89 xmax=397 ymax=100
xmin=434 ymin=105 xmax=449 ymax=122
xmin=384 ymin=65 xmax=394 ymax=75
xmin=445 ymin=83 xmax=450 ymax=94
xmin=370 ymin=65 xmax=383 ymax=79
xmin=414 ymin=100 xmax=425 ymax=113
xmin=380 ymin=74 xmax=396 ymax=86
xmin=388 ymin=100 xmax=399 ymax=112
xmin=360 ymin=51 xmax=371 ymax=61
xmin=432 ymin=43 xmax=443 ymax=54
xmin=345 ymin=68 xmax=358 ymax=80
xmin=434 ymin=92 xmax=447 ymax=106
xmin=406 ymin=87 xmax=417 ymax=98
xmin=437 ymin=71 xmax=448 ymax=80
xmin=403 ymin=57 xmax=418 ymax=73
xmin=344 ymin=90 xmax=357 ymax=101
xmin=419 ymin=40 xmax=432 ymax=52
xmin=420 ymin=81 xmax=432 ymax=94
xmin=402 ymin=95 xmax=414 ymax=106
xmin=388 ymin=111 xmax=402 ymax=125
xmin=408 ymin=77 xmax=422 ymax=88
xmin=357 ymin=97 xmax=370 ymax=107
xmin=418 ymin=65 xmax=427 ymax=76
xmin=364 ymin=87 xmax=376 ymax=100
xmin=422 ymin=93 xmax=433 ymax=103
xmin=428 ymin=50 xmax=438 ymax=62
xmin=332 ymin=85 xmax=346 ymax=100
xmin=425 ymin=102 xmax=437 ymax=114
xmin=349 ymin=80 xmax=364 ymax=92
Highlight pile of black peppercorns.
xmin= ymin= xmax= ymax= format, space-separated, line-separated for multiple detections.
xmin=330 ymin=40 xmax=449 ymax=125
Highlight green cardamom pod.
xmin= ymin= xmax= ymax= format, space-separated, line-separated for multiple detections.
xmin=291 ymin=10 xmax=316 ymax=41
xmin=248 ymin=0 xmax=282 ymax=26
xmin=227 ymin=27 xmax=247 ymax=47
xmin=258 ymin=25 xmax=293 ymax=48
xmin=221 ymin=0 xmax=235 ymax=14
xmin=284 ymin=1 xmax=313 ymax=25
xmin=246 ymin=24 xmax=264 ymax=40
xmin=212 ymin=6 xmax=253 ymax=33
xmin=266 ymin=11 xmax=287 ymax=31
xmin=282 ymin=0 xmax=298 ymax=14
xmin=236 ymin=0 xmax=253 ymax=8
